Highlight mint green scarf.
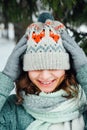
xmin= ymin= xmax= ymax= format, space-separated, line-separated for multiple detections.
xmin=22 ymin=85 xmax=86 ymax=130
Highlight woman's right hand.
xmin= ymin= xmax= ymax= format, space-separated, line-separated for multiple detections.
xmin=3 ymin=35 xmax=27 ymax=81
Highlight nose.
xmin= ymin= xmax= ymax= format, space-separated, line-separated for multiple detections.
xmin=38 ymin=70 xmax=51 ymax=80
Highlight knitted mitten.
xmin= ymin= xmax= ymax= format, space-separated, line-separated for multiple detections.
xmin=61 ymin=31 xmax=87 ymax=72
xmin=3 ymin=36 xmax=27 ymax=81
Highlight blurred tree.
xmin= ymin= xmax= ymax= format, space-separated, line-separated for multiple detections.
xmin=0 ymin=0 xmax=87 ymax=54
xmin=42 ymin=0 xmax=87 ymax=54
xmin=0 ymin=0 xmax=38 ymax=40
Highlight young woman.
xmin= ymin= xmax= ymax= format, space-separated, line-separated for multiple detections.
xmin=0 ymin=12 xmax=87 ymax=130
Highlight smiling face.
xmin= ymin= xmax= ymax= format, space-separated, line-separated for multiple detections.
xmin=28 ymin=70 xmax=65 ymax=93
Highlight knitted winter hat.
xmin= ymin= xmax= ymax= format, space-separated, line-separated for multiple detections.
xmin=23 ymin=19 xmax=70 ymax=71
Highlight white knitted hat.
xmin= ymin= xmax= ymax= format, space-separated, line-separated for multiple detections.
xmin=23 ymin=20 xmax=70 ymax=71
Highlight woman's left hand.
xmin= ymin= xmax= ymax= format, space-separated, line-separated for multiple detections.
xmin=61 ymin=31 xmax=87 ymax=72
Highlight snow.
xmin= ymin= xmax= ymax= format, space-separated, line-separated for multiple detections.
xmin=77 ymin=24 xmax=87 ymax=33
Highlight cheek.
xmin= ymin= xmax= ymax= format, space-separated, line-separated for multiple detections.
xmin=28 ymin=72 xmax=34 ymax=80
xmin=54 ymin=71 xmax=65 ymax=78
xmin=28 ymin=71 xmax=38 ymax=81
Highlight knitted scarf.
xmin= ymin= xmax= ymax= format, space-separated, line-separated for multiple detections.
xmin=22 ymin=85 xmax=86 ymax=130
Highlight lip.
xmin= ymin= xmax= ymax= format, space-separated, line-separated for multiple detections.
xmin=38 ymin=79 xmax=56 ymax=87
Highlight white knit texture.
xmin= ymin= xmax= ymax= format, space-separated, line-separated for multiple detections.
xmin=23 ymin=20 xmax=70 ymax=71
xmin=23 ymin=52 xmax=70 ymax=71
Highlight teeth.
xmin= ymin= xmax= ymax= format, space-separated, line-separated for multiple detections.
xmin=40 ymin=81 xmax=52 ymax=85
